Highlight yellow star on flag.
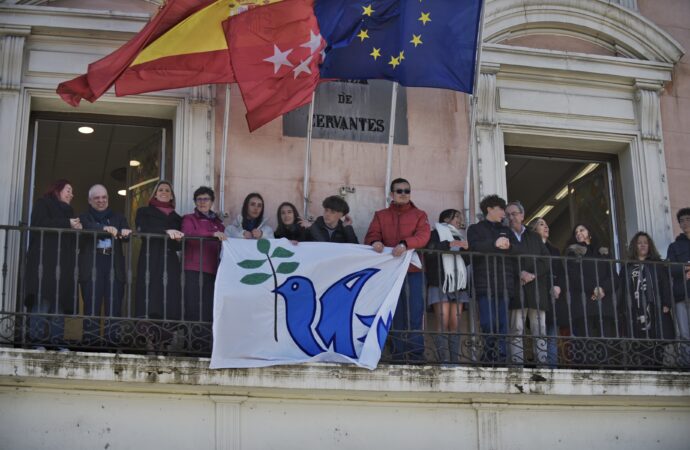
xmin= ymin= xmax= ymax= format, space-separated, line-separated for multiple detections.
xmin=370 ymin=47 xmax=381 ymax=60
xmin=388 ymin=56 xmax=400 ymax=68
xmin=399 ymin=50 xmax=405 ymax=61
xmin=362 ymin=4 xmax=374 ymax=16
xmin=357 ymin=29 xmax=370 ymax=42
xmin=410 ymin=34 xmax=423 ymax=47
xmin=418 ymin=12 xmax=431 ymax=25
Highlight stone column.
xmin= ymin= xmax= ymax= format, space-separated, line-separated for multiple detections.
xmin=0 ymin=27 xmax=29 ymax=336
xmin=632 ymin=80 xmax=674 ymax=250
xmin=474 ymin=64 xmax=506 ymax=210
xmin=175 ymin=84 xmax=215 ymax=215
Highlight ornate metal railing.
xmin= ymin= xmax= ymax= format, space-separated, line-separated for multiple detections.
xmin=0 ymin=225 xmax=688 ymax=370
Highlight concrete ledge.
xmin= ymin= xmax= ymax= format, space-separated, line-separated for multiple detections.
xmin=1 ymin=348 xmax=688 ymax=405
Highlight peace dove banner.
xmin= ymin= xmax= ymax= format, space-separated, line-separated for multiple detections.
xmin=210 ymin=238 xmax=412 ymax=370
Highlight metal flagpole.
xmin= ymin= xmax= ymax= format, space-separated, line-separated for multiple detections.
xmin=303 ymin=91 xmax=317 ymax=218
xmin=464 ymin=0 xmax=485 ymax=226
xmin=384 ymin=82 xmax=399 ymax=207
xmin=219 ymin=83 xmax=231 ymax=215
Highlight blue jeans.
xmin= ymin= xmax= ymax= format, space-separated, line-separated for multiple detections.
xmin=478 ymin=293 xmax=508 ymax=362
xmin=546 ymin=323 xmax=559 ymax=367
xmin=390 ymin=272 xmax=425 ymax=362
xmin=80 ymin=254 xmax=123 ymax=346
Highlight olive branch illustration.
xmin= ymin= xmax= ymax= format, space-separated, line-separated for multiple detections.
xmin=237 ymin=238 xmax=299 ymax=341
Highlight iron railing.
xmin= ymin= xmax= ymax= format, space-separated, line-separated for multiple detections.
xmin=0 ymin=225 xmax=688 ymax=369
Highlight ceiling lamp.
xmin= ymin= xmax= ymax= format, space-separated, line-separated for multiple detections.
xmin=78 ymin=126 xmax=94 ymax=134
xmin=117 ymin=190 xmax=126 ymax=197
xmin=129 ymin=160 xmax=141 ymax=167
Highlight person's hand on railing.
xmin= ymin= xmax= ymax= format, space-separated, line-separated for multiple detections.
xmin=120 ymin=229 xmax=132 ymax=239
xmin=213 ymin=231 xmax=227 ymax=241
xmin=591 ymin=286 xmax=605 ymax=301
xmin=450 ymin=240 xmax=468 ymax=249
xmin=551 ymin=285 xmax=561 ymax=299
xmin=495 ymin=236 xmax=510 ymax=250
xmin=520 ymin=270 xmax=536 ymax=285
xmin=166 ymin=229 xmax=184 ymax=240
xmin=103 ymin=225 xmax=118 ymax=237
xmin=69 ymin=218 xmax=82 ymax=230
xmin=685 ymin=264 xmax=690 ymax=280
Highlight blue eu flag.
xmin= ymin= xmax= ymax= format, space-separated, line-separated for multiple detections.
xmin=315 ymin=0 xmax=483 ymax=94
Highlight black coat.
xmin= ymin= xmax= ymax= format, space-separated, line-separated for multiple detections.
xmin=134 ymin=206 xmax=182 ymax=320
xmin=565 ymin=243 xmax=616 ymax=321
xmin=545 ymin=242 xmax=569 ymax=327
xmin=424 ymin=229 xmax=469 ymax=288
xmin=24 ymin=197 xmax=78 ymax=313
xmin=618 ymin=259 xmax=675 ymax=340
xmin=509 ymin=229 xmax=551 ymax=311
xmin=307 ymin=217 xmax=358 ymax=244
xmin=467 ymin=220 xmax=515 ymax=298
xmin=666 ymin=233 xmax=690 ymax=302
xmin=78 ymin=209 xmax=130 ymax=283
xmin=274 ymin=223 xmax=309 ymax=242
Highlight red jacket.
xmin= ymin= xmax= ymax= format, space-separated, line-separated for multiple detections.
xmin=181 ymin=210 xmax=225 ymax=274
xmin=364 ymin=201 xmax=431 ymax=272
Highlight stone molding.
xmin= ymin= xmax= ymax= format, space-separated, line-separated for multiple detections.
xmin=484 ymin=0 xmax=684 ymax=64
xmin=634 ymin=81 xmax=664 ymax=142
xmin=0 ymin=33 xmax=27 ymax=91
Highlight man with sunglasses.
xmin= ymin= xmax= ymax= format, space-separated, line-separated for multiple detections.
xmin=365 ymin=178 xmax=431 ymax=362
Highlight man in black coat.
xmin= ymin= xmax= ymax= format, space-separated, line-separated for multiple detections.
xmin=666 ymin=207 xmax=690 ymax=362
xmin=79 ymin=184 xmax=131 ymax=346
xmin=308 ymin=196 xmax=358 ymax=244
xmin=467 ymin=194 xmax=513 ymax=362
xmin=505 ymin=201 xmax=551 ymax=365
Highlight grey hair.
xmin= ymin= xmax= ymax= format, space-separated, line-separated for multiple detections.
xmin=506 ymin=201 xmax=524 ymax=214
xmin=88 ymin=184 xmax=108 ymax=199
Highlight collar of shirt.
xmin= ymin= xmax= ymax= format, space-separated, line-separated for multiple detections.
xmin=512 ymin=226 xmax=526 ymax=242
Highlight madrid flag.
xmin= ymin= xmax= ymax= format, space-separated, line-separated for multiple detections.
xmin=210 ymin=239 xmax=412 ymax=370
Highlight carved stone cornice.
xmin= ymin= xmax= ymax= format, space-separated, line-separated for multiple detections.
xmin=476 ymin=70 xmax=498 ymax=127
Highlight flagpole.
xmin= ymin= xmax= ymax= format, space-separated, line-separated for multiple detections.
xmin=464 ymin=0 xmax=485 ymax=226
xmin=303 ymin=91 xmax=316 ymax=218
xmin=384 ymin=82 xmax=399 ymax=207
xmin=219 ymin=83 xmax=231 ymax=215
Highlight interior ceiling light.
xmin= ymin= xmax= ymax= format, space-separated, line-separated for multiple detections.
xmin=555 ymin=186 xmax=569 ymax=200
xmin=572 ymin=163 xmax=599 ymax=182
xmin=129 ymin=160 xmax=141 ymax=167
xmin=528 ymin=205 xmax=554 ymax=224
xmin=78 ymin=126 xmax=94 ymax=134
xmin=504 ymin=161 xmax=508 ymax=166
xmin=117 ymin=190 xmax=126 ymax=197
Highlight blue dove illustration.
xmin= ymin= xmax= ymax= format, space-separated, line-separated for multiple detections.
xmin=273 ymin=268 xmax=380 ymax=358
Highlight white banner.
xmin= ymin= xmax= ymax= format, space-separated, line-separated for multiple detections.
xmin=210 ymin=238 xmax=412 ymax=370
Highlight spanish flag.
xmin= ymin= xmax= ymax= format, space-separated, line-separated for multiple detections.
xmin=57 ymin=0 xmax=283 ymax=106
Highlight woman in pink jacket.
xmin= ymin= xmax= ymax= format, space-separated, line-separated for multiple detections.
xmin=181 ymin=186 xmax=226 ymax=352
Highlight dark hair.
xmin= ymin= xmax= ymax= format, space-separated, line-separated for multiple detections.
xmin=677 ymin=207 xmax=690 ymax=223
xmin=149 ymin=180 xmax=176 ymax=207
xmin=276 ymin=202 xmax=301 ymax=235
xmin=439 ymin=209 xmax=461 ymax=223
xmin=627 ymin=231 xmax=661 ymax=261
xmin=565 ymin=223 xmax=599 ymax=249
xmin=322 ymin=195 xmax=349 ymax=215
xmin=479 ymin=194 xmax=506 ymax=216
xmin=193 ymin=186 xmax=215 ymax=202
xmin=241 ymin=192 xmax=264 ymax=222
xmin=390 ymin=178 xmax=410 ymax=192
xmin=43 ymin=179 xmax=71 ymax=201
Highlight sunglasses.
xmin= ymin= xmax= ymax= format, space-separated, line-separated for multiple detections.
xmin=393 ymin=189 xmax=411 ymax=195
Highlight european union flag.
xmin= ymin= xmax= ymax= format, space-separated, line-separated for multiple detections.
xmin=315 ymin=0 xmax=483 ymax=94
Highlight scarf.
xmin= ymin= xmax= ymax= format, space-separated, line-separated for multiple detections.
xmin=195 ymin=208 xmax=217 ymax=220
xmin=88 ymin=206 xmax=113 ymax=223
xmin=149 ymin=198 xmax=174 ymax=215
xmin=435 ymin=222 xmax=467 ymax=292
xmin=242 ymin=217 xmax=259 ymax=231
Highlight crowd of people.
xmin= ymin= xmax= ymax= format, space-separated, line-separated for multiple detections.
xmin=21 ymin=178 xmax=690 ymax=367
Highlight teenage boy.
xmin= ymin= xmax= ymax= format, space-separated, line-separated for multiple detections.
xmin=308 ymin=195 xmax=358 ymax=244
xmin=365 ymin=178 xmax=431 ymax=362
xmin=667 ymin=207 xmax=690 ymax=348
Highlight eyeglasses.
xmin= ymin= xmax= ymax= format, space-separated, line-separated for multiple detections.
xmin=195 ymin=197 xmax=212 ymax=202
xmin=393 ymin=189 xmax=411 ymax=195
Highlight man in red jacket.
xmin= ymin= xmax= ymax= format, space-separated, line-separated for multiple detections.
xmin=365 ymin=178 xmax=431 ymax=362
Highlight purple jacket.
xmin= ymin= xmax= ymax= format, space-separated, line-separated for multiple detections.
xmin=181 ymin=210 xmax=225 ymax=274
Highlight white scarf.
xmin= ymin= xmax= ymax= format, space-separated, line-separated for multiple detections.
xmin=435 ymin=222 xmax=467 ymax=292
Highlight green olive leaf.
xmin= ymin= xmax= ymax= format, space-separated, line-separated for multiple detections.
xmin=240 ymin=273 xmax=272 ymax=285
